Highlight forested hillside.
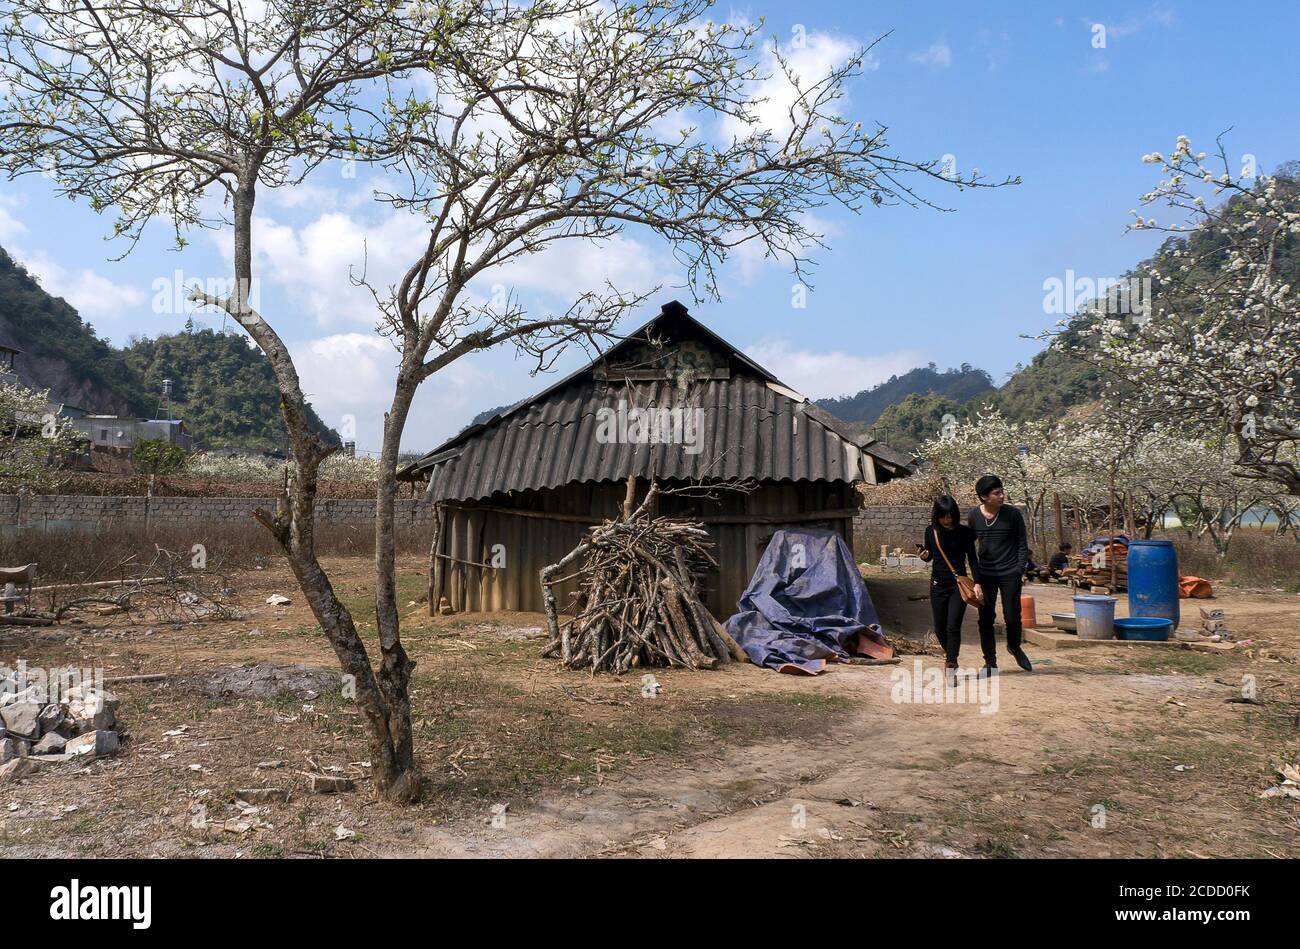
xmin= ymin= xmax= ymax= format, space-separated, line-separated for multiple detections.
xmin=123 ymin=324 xmax=340 ymax=452
xmin=0 ymin=246 xmax=337 ymax=452
xmin=816 ymin=364 xmax=994 ymax=429
xmin=0 ymin=248 xmax=151 ymax=415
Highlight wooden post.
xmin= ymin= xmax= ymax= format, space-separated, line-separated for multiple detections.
xmin=1108 ymin=472 xmax=1118 ymax=591
xmin=427 ymin=502 xmax=444 ymax=617
xmin=621 ymin=474 xmax=636 ymax=521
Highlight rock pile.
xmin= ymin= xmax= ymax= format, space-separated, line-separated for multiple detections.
xmin=0 ymin=668 xmax=121 ymax=780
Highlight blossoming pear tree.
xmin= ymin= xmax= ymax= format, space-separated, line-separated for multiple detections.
xmin=1062 ymin=136 xmax=1300 ymax=494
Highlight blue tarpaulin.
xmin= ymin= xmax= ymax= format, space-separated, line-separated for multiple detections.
xmin=724 ymin=528 xmax=892 ymax=674
xmin=1082 ymin=534 xmax=1130 ymax=556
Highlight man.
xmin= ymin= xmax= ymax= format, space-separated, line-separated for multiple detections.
xmin=966 ymin=474 xmax=1034 ymax=675
xmin=1048 ymin=542 xmax=1073 ymax=578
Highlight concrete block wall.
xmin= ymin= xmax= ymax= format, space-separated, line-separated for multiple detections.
xmin=7 ymin=494 xmax=924 ymax=563
xmin=0 ymin=494 xmax=433 ymax=535
xmin=852 ymin=504 xmax=931 ymax=558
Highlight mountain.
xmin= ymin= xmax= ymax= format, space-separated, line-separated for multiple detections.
xmin=869 ymin=392 xmax=968 ymax=454
xmin=971 ymin=322 xmax=1102 ymax=422
xmin=123 ymin=323 xmax=340 ymax=452
xmin=816 ymin=364 xmax=995 ymax=432
xmin=467 ymin=403 xmax=513 ymax=428
xmin=0 ymin=246 xmax=337 ymax=452
xmin=826 ymin=161 xmax=1300 ymax=455
xmin=0 ymin=248 xmax=151 ymax=415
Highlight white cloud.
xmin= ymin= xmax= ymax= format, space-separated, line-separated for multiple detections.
xmin=909 ymin=41 xmax=952 ymax=69
xmin=18 ymin=250 xmax=146 ymax=322
xmin=723 ymin=31 xmax=866 ymax=141
xmin=1091 ymin=5 xmax=1176 ymax=40
xmin=0 ymin=195 xmax=29 ymax=244
xmin=727 ymin=210 xmax=842 ymax=286
xmin=477 ymin=232 xmax=674 ymax=302
xmin=208 ymin=208 xmax=432 ymax=328
xmin=744 ymin=339 xmax=924 ymax=400
xmin=293 ymin=332 xmax=510 ymax=453
xmin=224 ymin=199 xmax=680 ymax=331
xmin=292 ymin=332 xmax=395 ymax=450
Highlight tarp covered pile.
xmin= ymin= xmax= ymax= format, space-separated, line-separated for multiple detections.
xmin=724 ymin=528 xmax=893 ymax=675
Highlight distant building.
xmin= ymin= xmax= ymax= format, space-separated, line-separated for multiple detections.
xmin=0 ymin=344 xmax=18 ymax=382
xmin=70 ymin=416 xmax=194 ymax=452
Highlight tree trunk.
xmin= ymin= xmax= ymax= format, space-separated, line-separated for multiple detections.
xmin=222 ymin=176 xmax=419 ymax=803
xmin=372 ymin=378 xmax=421 ymax=801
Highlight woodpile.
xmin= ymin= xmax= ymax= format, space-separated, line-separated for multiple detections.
xmin=1057 ymin=544 xmax=1128 ymax=593
xmin=540 ymin=479 xmax=744 ymax=674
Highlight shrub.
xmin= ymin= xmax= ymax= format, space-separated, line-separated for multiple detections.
xmin=132 ymin=438 xmax=188 ymax=475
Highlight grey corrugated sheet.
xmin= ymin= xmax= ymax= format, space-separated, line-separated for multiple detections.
xmin=425 ymin=374 xmax=865 ymax=503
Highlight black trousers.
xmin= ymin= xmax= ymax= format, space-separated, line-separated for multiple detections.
xmin=977 ymin=572 xmax=1024 ymax=666
xmin=930 ymin=581 xmax=966 ymax=665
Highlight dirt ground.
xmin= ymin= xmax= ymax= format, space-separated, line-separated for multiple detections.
xmin=1 ymin=557 xmax=1297 ymax=859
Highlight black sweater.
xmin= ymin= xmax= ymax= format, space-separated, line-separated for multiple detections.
xmin=966 ymin=504 xmax=1030 ymax=578
xmin=923 ymin=524 xmax=982 ymax=584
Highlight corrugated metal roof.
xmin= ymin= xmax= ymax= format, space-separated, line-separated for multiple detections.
xmin=423 ymin=374 xmax=868 ymax=502
xmin=403 ymin=302 xmax=916 ymax=499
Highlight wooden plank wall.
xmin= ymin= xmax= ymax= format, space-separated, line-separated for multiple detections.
xmin=430 ymin=480 xmax=854 ymax=618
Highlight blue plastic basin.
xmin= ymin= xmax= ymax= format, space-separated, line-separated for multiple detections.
xmin=1114 ymin=616 xmax=1173 ymax=641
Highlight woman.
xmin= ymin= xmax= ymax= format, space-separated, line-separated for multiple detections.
xmin=966 ymin=474 xmax=1034 ymax=675
xmin=917 ymin=495 xmax=981 ymax=686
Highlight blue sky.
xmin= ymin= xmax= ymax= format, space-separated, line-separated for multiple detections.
xmin=2 ymin=1 xmax=1298 ymax=454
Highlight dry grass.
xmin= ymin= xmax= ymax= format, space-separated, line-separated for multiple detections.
xmin=2 ymin=553 xmax=1297 ymax=860
xmin=1173 ymin=530 xmax=1300 ymax=592
xmin=0 ymin=557 xmax=864 ymax=856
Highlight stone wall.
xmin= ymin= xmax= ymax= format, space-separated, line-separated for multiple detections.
xmin=7 ymin=493 xmax=927 ymax=562
xmin=0 ymin=494 xmax=433 ymax=534
xmin=852 ymin=504 xmax=931 ymax=557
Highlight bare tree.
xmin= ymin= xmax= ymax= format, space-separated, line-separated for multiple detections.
xmin=1 ymin=0 xmax=1011 ymax=801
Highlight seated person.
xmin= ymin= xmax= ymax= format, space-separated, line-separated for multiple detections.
xmin=1048 ymin=543 xmax=1073 ymax=577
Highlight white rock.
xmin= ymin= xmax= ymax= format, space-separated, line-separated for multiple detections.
xmin=37 ymin=704 xmax=70 ymax=737
xmin=0 ymin=686 xmax=43 ymax=709
xmin=65 ymin=730 xmax=120 ymax=758
xmin=0 ymin=703 xmax=41 ymax=740
xmin=69 ymin=704 xmax=116 ymax=734
xmin=33 ymin=732 xmax=66 ymax=755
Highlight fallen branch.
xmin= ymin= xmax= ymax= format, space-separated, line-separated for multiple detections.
xmin=48 ymin=547 xmax=236 ymax=623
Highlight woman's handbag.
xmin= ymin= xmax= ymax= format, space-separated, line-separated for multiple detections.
xmin=933 ymin=530 xmax=984 ymax=607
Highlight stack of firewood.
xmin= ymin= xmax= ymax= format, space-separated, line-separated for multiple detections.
xmin=1059 ymin=544 xmax=1128 ymax=593
xmin=540 ymin=481 xmax=745 ymax=674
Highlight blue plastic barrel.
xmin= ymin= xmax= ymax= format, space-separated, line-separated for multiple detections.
xmin=1073 ymin=594 xmax=1116 ymax=640
xmin=1127 ymin=539 xmax=1180 ymax=626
